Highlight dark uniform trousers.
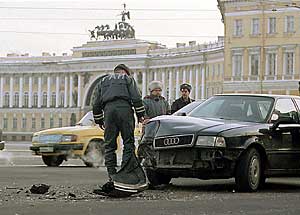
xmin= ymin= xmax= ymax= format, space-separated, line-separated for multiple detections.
xmin=104 ymin=100 xmax=135 ymax=175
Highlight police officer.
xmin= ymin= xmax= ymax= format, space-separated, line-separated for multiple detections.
xmin=92 ymin=64 xmax=145 ymax=181
xmin=143 ymin=81 xmax=171 ymax=121
xmin=171 ymin=83 xmax=194 ymax=114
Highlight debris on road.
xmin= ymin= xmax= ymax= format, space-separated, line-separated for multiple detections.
xmin=29 ymin=184 xmax=50 ymax=194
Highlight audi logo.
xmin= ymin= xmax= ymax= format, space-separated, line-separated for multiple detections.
xmin=163 ymin=137 xmax=180 ymax=146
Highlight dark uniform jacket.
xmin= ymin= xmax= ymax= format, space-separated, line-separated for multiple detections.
xmin=171 ymin=97 xmax=195 ymax=114
xmin=143 ymin=95 xmax=171 ymax=119
xmin=92 ymin=74 xmax=145 ymax=124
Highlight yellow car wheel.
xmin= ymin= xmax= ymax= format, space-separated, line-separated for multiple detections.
xmin=42 ymin=155 xmax=64 ymax=167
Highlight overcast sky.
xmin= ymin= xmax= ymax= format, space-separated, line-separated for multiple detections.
xmin=0 ymin=0 xmax=224 ymax=57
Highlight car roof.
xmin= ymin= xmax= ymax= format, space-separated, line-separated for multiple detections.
xmin=214 ymin=93 xmax=300 ymax=99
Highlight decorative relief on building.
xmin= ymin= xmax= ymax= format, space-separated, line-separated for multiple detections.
xmin=89 ymin=4 xmax=135 ymax=41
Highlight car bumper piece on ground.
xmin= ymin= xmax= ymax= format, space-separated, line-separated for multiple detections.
xmin=0 ymin=141 xmax=5 ymax=150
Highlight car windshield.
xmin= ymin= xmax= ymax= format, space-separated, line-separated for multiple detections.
xmin=76 ymin=111 xmax=94 ymax=126
xmin=189 ymin=95 xmax=274 ymax=123
xmin=172 ymin=101 xmax=204 ymax=116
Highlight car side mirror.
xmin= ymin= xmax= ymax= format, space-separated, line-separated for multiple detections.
xmin=270 ymin=114 xmax=296 ymax=131
xmin=176 ymin=112 xmax=187 ymax=116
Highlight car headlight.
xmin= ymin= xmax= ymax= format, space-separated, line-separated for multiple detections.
xmin=61 ymin=135 xmax=77 ymax=142
xmin=195 ymin=136 xmax=226 ymax=148
xmin=32 ymin=135 xmax=39 ymax=143
xmin=144 ymin=121 xmax=160 ymax=138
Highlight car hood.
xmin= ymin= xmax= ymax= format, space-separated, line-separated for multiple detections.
xmin=151 ymin=116 xmax=258 ymax=137
xmin=34 ymin=125 xmax=99 ymax=135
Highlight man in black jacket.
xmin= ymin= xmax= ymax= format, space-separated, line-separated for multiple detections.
xmin=93 ymin=64 xmax=147 ymax=196
xmin=171 ymin=83 xmax=194 ymax=114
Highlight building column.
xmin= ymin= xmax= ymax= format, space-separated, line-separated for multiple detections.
xmin=28 ymin=76 xmax=33 ymax=108
xmin=201 ymin=66 xmax=205 ymax=99
xmin=0 ymin=76 xmax=3 ymax=108
xmin=142 ymin=71 xmax=147 ymax=98
xmin=55 ymin=75 xmax=60 ymax=108
xmin=19 ymin=76 xmax=23 ymax=108
xmin=176 ymin=69 xmax=180 ymax=99
xmin=189 ymin=66 xmax=193 ymax=98
xmin=77 ymin=74 xmax=82 ymax=107
xmin=161 ymin=68 xmax=166 ymax=97
xmin=47 ymin=76 xmax=51 ymax=108
xmin=38 ymin=76 xmax=42 ymax=108
xmin=154 ymin=70 xmax=158 ymax=80
xmin=168 ymin=69 xmax=173 ymax=103
xmin=195 ymin=66 xmax=199 ymax=100
xmin=9 ymin=76 xmax=13 ymax=108
xmin=69 ymin=75 xmax=73 ymax=107
xmin=64 ymin=76 xmax=68 ymax=108
xmin=133 ymin=70 xmax=138 ymax=82
xmin=182 ymin=67 xmax=187 ymax=83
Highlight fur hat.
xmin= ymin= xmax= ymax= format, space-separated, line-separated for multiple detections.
xmin=114 ymin=64 xmax=130 ymax=75
xmin=180 ymin=83 xmax=192 ymax=92
xmin=148 ymin=81 xmax=163 ymax=92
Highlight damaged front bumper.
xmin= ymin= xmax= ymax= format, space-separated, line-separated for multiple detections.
xmin=139 ymin=139 xmax=241 ymax=179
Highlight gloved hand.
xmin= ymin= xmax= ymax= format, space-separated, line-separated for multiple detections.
xmin=138 ymin=116 xmax=145 ymax=124
xmin=95 ymin=119 xmax=105 ymax=130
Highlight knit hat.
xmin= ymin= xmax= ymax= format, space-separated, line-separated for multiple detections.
xmin=180 ymin=83 xmax=192 ymax=92
xmin=148 ymin=81 xmax=163 ymax=92
xmin=114 ymin=64 xmax=130 ymax=75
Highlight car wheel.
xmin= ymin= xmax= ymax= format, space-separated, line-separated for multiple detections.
xmin=42 ymin=155 xmax=64 ymax=167
xmin=146 ymin=168 xmax=172 ymax=187
xmin=82 ymin=140 xmax=105 ymax=168
xmin=235 ymin=148 xmax=262 ymax=192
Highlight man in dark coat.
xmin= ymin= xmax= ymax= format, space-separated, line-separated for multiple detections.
xmin=171 ymin=83 xmax=194 ymax=114
xmin=92 ymin=64 xmax=147 ymax=196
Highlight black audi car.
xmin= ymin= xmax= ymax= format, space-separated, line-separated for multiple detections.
xmin=138 ymin=94 xmax=300 ymax=192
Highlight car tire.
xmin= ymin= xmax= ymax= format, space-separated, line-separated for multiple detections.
xmin=82 ymin=140 xmax=105 ymax=168
xmin=145 ymin=168 xmax=172 ymax=187
xmin=235 ymin=148 xmax=262 ymax=192
xmin=42 ymin=155 xmax=64 ymax=167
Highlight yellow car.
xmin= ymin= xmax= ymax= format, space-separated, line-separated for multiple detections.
xmin=30 ymin=111 xmax=142 ymax=167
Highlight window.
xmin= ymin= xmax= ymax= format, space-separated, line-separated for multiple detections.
xmin=24 ymin=92 xmax=29 ymax=107
xmin=232 ymin=54 xmax=242 ymax=77
xmin=51 ymin=93 xmax=56 ymax=107
xmin=217 ymin=64 xmax=221 ymax=77
xmin=43 ymin=76 xmax=47 ymax=85
xmin=41 ymin=118 xmax=45 ymax=129
xmin=59 ymin=118 xmax=63 ymax=127
xmin=3 ymin=118 xmax=8 ymax=129
xmin=34 ymin=77 xmax=38 ymax=85
xmin=22 ymin=118 xmax=27 ymax=129
xmin=234 ymin=19 xmax=243 ymax=36
xmin=25 ymin=76 xmax=29 ymax=85
xmin=4 ymin=92 xmax=9 ymax=107
xmin=274 ymin=99 xmax=297 ymax=119
xmin=252 ymin=18 xmax=259 ymax=35
xmin=266 ymin=53 xmax=276 ymax=76
xmin=284 ymin=52 xmax=294 ymax=75
xmin=285 ymin=16 xmax=294 ymax=33
xmin=14 ymin=77 xmax=19 ymax=86
xmin=14 ymin=92 xmax=19 ymax=107
xmin=32 ymin=118 xmax=36 ymax=129
xmin=33 ymin=93 xmax=38 ymax=107
xmin=42 ymin=92 xmax=47 ymax=107
xmin=13 ymin=117 xmax=17 ymax=129
xmin=250 ymin=54 xmax=259 ymax=76
xmin=50 ymin=117 xmax=54 ymax=128
xmin=268 ymin=17 xmax=276 ymax=34
xmin=5 ymin=77 xmax=10 ymax=85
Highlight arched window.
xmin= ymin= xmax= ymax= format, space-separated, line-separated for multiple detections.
xmin=14 ymin=92 xmax=19 ymax=107
xmin=24 ymin=92 xmax=29 ymax=108
xmin=42 ymin=92 xmax=47 ymax=107
xmin=51 ymin=92 xmax=56 ymax=107
xmin=33 ymin=93 xmax=38 ymax=107
xmin=4 ymin=92 xmax=9 ymax=107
